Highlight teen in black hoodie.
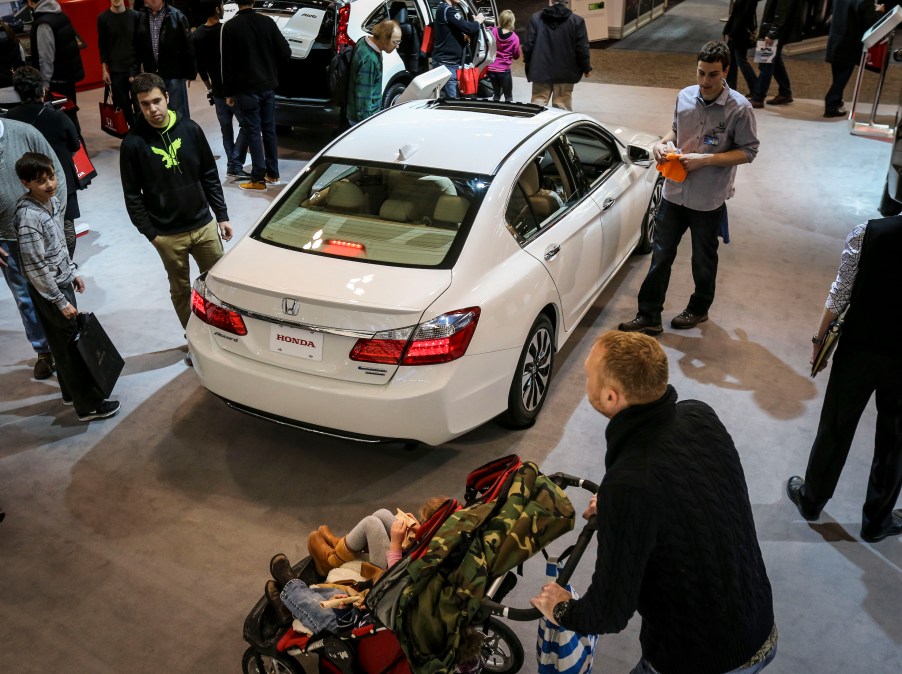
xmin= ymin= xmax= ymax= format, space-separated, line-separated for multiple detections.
xmin=120 ymin=73 xmax=232 ymax=331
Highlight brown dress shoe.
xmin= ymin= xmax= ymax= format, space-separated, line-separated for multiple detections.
xmin=307 ymin=530 xmax=334 ymax=577
xmin=265 ymin=580 xmax=294 ymax=624
xmin=766 ymin=94 xmax=793 ymax=105
xmin=269 ymin=553 xmax=298 ymax=588
xmin=318 ymin=525 xmax=341 ymax=548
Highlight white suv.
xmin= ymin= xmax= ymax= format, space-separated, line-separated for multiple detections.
xmin=225 ymin=0 xmax=499 ymax=129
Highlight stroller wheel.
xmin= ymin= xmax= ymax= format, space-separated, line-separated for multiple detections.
xmin=479 ymin=618 xmax=524 ymax=674
xmin=242 ymin=646 xmax=306 ymax=674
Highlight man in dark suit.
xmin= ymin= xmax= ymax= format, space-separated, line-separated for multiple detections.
xmin=788 ymin=214 xmax=902 ymax=543
xmin=823 ymin=0 xmax=883 ymax=117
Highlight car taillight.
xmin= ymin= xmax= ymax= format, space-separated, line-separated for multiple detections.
xmin=349 ymin=308 xmax=480 ymax=366
xmin=336 ymin=5 xmax=352 ymax=50
xmin=191 ymin=277 xmax=247 ymax=336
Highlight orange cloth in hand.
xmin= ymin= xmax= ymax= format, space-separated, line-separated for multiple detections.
xmin=656 ymin=153 xmax=687 ymax=182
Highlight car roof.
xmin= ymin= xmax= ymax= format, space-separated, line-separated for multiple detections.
xmin=325 ymin=100 xmax=580 ymax=175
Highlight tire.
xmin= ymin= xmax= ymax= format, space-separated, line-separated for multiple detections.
xmin=480 ymin=618 xmax=525 ymax=674
xmin=636 ymin=175 xmax=663 ymax=254
xmin=382 ymin=82 xmax=408 ymax=109
xmin=242 ymin=647 xmax=305 ymax=674
xmin=499 ymin=314 xmax=554 ymax=429
xmin=879 ymin=179 xmax=902 ymax=216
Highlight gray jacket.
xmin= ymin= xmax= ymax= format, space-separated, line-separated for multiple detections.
xmin=0 ymin=118 xmax=67 ymax=240
xmin=15 ymin=194 xmax=75 ymax=309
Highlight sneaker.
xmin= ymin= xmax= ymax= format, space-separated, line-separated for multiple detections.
xmin=62 ymin=395 xmax=73 ymax=406
xmin=618 ymin=316 xmax=663 ymax=335
xmin=33 ymin=352 xmax=54 ymax=380
xmin=77 ymin=400 xmax=121 ymax=422
xmin=671 ymin=310 xmax=708 ymax=329
xmin=227 ymin=168 xmax=251 ymax=180
xmin=239 ymin=180 xmax=267 ymax=191
xmin=823 ymin=108 xmax=847 ymax=118
xmin=766 ymin=94 xmax=793 ymax=105
xmin=264 ymin=175 xmax=284 ymax=186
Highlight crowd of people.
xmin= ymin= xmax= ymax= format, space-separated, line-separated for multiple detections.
xmin=1 ymin=2 xmax=900 ymax=672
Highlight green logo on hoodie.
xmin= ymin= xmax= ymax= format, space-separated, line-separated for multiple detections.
xmin=152 ymin=138 xmax=182 ymax=169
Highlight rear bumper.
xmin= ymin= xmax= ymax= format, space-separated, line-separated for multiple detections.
xmin=187 ymin=317 xmax=518 ymax=446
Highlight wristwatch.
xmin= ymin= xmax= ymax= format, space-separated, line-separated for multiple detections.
xmin=552 ymin=600 xmax=570 ymax=624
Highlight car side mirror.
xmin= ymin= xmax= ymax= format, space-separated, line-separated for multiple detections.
xmin=628 ymin=145 xmax=652 ymax=168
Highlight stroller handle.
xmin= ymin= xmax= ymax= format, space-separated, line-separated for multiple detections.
xmin=482 ymin=473 xmax=599 ymax=621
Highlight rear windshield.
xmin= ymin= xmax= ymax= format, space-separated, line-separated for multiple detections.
xmin=253 ymin=160 xmax=491 ymax=268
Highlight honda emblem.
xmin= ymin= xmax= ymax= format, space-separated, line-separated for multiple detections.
xmin=282 ymin=298 xmax=300 ymax=316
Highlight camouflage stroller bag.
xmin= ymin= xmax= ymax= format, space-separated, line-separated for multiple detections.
xmin=367 ymin=458 xmax=575 ymax=674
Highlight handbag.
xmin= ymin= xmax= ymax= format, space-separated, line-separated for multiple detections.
xmin=99 ymin=85 xmax=130 ymax=138
xmin=536 ymin=551 xmax=598 ymax=674
xmin=457 ymin=46 xmax=479 ymax=96
xmin=68 ymin=312 xmax=124 ymax=398
xmin=72 ymin=139 xmax=97 ymax=189
xmin=811 ymin=306 xmax=848 ymax=378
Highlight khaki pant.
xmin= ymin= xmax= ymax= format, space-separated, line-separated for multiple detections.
xmin=531 ymin=82 xmax=574 ymax=111
xmin=152 ymin=219 xmax=223 ymax=328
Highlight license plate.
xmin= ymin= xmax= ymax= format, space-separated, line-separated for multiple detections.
xmin=270 ymin=323 xmax=323 ymax=361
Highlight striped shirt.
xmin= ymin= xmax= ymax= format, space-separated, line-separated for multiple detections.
xmin=826 ymin=223 xmax=865 ymax=314
xmin=15 ymin=194 xmax=76 ymax=310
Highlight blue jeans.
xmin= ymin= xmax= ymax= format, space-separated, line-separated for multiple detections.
xmin=1 ymin=240 xmax=49 ymax=352
xmin=165 ymin=78 xmax=190 ymax=120
xmin=440 ymin=64 xmax=458 ymax=99
xmin=233 ymin=90 xmax=278 ymax=181
xmin=630 ymin=641 xmax=777 ymax=674
xmin=213 ymin=96 xmax=247 ymax=173
xmin=280 ymin=579 xmax=357 ymax=634
xmin=637 ymin=199 xmax=724 ymax=321
xmin=752 ymin=44 xmax=792 ymax=100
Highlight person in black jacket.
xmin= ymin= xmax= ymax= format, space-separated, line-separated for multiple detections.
xmin=221 ymin=0 xmax=291 ymax=190
xmin=133 ymin=0 xmax=196 ymax=120
xmin=723 ymin=0 xmax=759 ymax=94
xmin=193 ymin=0 xmax=248 ymax=179
xmin=788 ymin=214 xmax=902 ymax=543
xmin=823 ymin=0 xmax=883 ymax=117
xmin=120 ymin=73 xmax=232 ymax=338
xmin=7 ymin=66 xmax=80 ymax=258
xmin=98 ymin=0 xmax=139 ymax=126
xmin=748 ymin=0 xmax=806 ymax=108
xmin=532 ymin=331 xmax=777 ymax=674
xmin=25 ymin=0 xmax=85 ymax=131
xmin=523 ymin=0 xmax=591 ymax=111
xmin=431 ymin=0 xmax=484 ymax=99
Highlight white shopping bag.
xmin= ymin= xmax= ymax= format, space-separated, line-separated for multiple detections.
xmin=754 ymin=39 xmax=778 ymax=64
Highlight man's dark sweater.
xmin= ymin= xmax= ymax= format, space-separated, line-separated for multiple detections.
xmin=220 ymin=7 xmax=290 ymax=97
xmin=562 ymin=386 xmax=774 ymax=674
xmin=192 ymin=22 xmax=225 ymax=97
xmin=120 ymin=110 xmax=228 ymax=240
xmin=97 ymin=8 xmax=138 ymax=73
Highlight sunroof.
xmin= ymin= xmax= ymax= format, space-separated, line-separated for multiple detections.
xmin=425 ymin=99 xmax=548 ymax=118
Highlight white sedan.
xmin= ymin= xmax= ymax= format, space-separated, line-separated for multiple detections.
xmin=187 ymin=99 xmax=662 ymax=446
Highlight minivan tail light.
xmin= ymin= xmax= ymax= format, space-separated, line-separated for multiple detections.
xmin=349 ymin=308 xmax=480 ymax=366
xmin=336 ymin=5 xmax=352 ymax=50
xmin=191 ymin=277 xmax=247 ymax=336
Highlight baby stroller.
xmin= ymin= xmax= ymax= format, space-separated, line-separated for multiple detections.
xmin=241 ymin=455 xmax=599 ymax=674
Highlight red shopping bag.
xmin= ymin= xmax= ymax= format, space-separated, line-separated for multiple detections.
xmin=420 ymin=25 xmax=433 ymax=55
xmin=99 ymin=85 xmax=129 ymax=138
xmin=457 ymin=64 xmax=479 ymax=95
xmin=72 ymin=139 xmax=97 ymax=189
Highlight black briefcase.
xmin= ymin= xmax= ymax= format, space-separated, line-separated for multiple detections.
xmin=68 ymin=312 xmax=124 ymax=398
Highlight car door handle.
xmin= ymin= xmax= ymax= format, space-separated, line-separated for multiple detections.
xmin=602 ymin=197 xmax=616 ymax=211
xmin=544 ymin=244 xmax=561 ymax=261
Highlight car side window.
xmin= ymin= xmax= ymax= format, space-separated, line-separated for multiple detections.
xmin=505 ymin=145 xmax=571 ymax=242
xmin=562 ymin=125 xmax=622 ymax=191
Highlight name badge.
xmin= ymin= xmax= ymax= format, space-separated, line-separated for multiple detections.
xmin=703 ymin=134 xmax=720 ymax=146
